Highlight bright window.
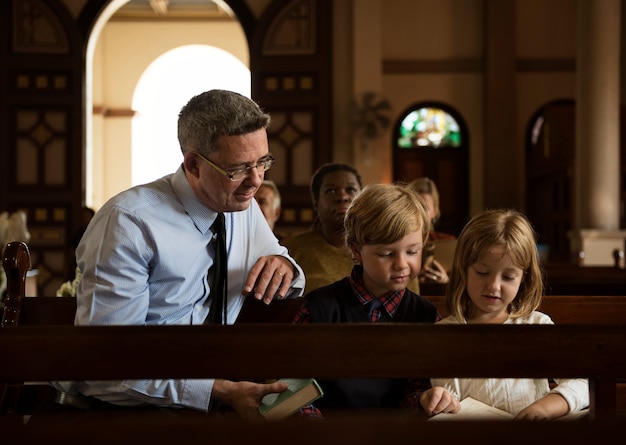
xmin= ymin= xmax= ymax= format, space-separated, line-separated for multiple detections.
xmin=397 ymin=107 xmax=461 ymax=148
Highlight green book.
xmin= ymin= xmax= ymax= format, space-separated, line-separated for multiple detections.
xmin=258 ymin=378 xmax=323 ymax=421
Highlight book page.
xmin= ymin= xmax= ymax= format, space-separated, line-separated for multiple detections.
xmin=429 ymin=397 xmax=589 ymax=421
xmin=429 ymin=397 xmax=513 ymax=421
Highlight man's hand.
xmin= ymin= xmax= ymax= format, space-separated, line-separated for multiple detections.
xmin=211 ymin=379 xmax=289 ymax=421
xmin=243 ymin=255 xmax=295 ymax=304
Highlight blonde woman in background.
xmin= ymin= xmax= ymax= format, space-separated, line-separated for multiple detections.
xmin=408 ymin=177 xmax=454 ymax=284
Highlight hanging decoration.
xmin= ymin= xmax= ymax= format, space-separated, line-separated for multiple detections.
xmin=350 ymin=91 xmax=392 ymax=144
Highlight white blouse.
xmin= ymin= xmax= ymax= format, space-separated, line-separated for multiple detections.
xmin=430 ymin=311 xmax=589 ymax=415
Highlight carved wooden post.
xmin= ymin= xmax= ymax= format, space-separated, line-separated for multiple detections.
xmin=1 ymin=241 xmax=31 ymax=327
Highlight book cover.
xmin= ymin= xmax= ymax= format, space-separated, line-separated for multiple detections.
xmin=429 ymin=396 xmax=588 ymax=421
xmin=235 ymin=297 xmax=304 ymax=323
xmin=258 ymin=378 xmax=323 ymax=421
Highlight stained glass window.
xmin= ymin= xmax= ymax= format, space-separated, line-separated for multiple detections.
xmin=397 ymin=107 xmax=461 ymax=148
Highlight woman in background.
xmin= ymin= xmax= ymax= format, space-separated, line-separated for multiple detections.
xmin=408 ymin=177 xmax=454 ymax=283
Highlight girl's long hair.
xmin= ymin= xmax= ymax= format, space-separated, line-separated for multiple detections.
xmin=446 ymin=209 xmax=545 ymax=321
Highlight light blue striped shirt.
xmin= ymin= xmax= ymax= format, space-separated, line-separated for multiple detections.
xmin=53 ymin=166 xmax=305 ymax=410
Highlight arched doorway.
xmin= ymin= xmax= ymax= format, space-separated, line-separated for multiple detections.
xmin=131 ymin=44 xmax=251 ymax=187
xmin=1 ymin=0 xmax=333 ymax=295
xmin=86 ymin=0 xmax=249 ymax=209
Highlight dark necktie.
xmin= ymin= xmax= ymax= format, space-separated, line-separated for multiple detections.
xmin=366 ymin=299 xmax=382 ymax=321
xmin=206 ymin=212 xmax=227 ymax=324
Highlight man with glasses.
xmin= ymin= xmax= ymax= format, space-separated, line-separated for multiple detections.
xmin=50 ymin=90 xmax=305 ymax=420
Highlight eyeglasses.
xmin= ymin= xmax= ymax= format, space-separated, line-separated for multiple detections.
xmin=195 ymin=152 xmax=275 ymax=182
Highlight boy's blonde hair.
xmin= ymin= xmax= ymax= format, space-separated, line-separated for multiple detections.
xmin=344 ymin=183 xmax=431 ymax=249
xmin=446 ymin=209 xmax=544 ymax=320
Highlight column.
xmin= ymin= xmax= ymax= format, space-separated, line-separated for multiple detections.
xmin=570 ymin=0 xmax=624 ymax=266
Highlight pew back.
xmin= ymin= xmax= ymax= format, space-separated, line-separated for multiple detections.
xmin=0 ymin=324 xmax=625 ymax=420
xmin=3 ymin=242 xmax=626 ymax=443
xmin=13 ymin=294 xmax=626 ymax=328
xmin=426 ymin=295 xmax=626 ymax=324
xmin=420 ymin=264 xmax=626 ymax=296
xmin=19 ymin=297 xmax=76 ymax=325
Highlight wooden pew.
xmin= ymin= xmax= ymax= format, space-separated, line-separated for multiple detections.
xmin=1 ymin=242 xmax=76 ymax=417
xmin=13 ymin=294 xmax=626 ymax=327
xmin=3 ymin=241 xmax=626 ymax=442
xmin=425 ymin=294 xmax=626 ymax=324
xmin=420 ymin=263 xmax=626 ymax=296
xmin=542 ymin=263 xmax=626 ymax=296
xmin=1 ymin=323 xmax=626 ymax=443
xmin=424 ymin=293 xmax=626 ymax=420
xmin=18 ymin=297 xmax=76 ymax=325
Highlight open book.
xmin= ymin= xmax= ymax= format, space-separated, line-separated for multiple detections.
xmin=258 ymin=378 xmax=323 ymax=421
xmin=429 ymin=397 xmax=588 ymax=421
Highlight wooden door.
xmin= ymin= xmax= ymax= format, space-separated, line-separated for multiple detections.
xmin=525 ymin=100 xmax=575 ymax=263
xmin=393 ymin=103 xmax=469 ymax=237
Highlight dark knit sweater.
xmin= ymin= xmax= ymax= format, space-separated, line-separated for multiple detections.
xmin=304 ymin=278 xmax=438 ymax=409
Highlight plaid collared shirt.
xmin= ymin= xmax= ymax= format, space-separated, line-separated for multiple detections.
xmin=294 ymin=266 xmax=436 ymax=419
xmin=294 ymin=265 xmax=409 ymax=323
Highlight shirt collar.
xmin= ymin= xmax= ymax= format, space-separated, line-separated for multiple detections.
xmin=349 ymin=265 xmax=405 ymax=317
xmin=171 ymin=165 xmax=220 ymax=235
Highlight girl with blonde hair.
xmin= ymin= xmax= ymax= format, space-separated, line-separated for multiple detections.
xmin=431 ymin=209 xmax=589 ymax=420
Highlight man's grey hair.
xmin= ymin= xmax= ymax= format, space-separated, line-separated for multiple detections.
xmin=178 ymin=89 xmax=271 ymax=155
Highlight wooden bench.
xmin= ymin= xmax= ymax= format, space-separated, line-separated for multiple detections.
xmin=1 ymin=323 xmax=625 ymax=443
xmin=425 ymin=294 xmax=626 ymax=324
xmin=424 ymin=293 xmax=626 ymax=419
xmin=542 ymin=263 xmax=626 ymax=296
xmin=3 ymin=241 xmax=626 ymax=442
xmin=11 ymin=294 xmax=626 ymax=328
xmin=420 ymin=263 xmax=626 ymax=296
xmin=5 ymin=242 xmax=625 ymax=327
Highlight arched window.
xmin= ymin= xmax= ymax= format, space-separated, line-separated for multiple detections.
xmin=397 ymin=106 xmax=462 ymax=148
xmin=392 ymin=101 xmax=469 ymax=237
